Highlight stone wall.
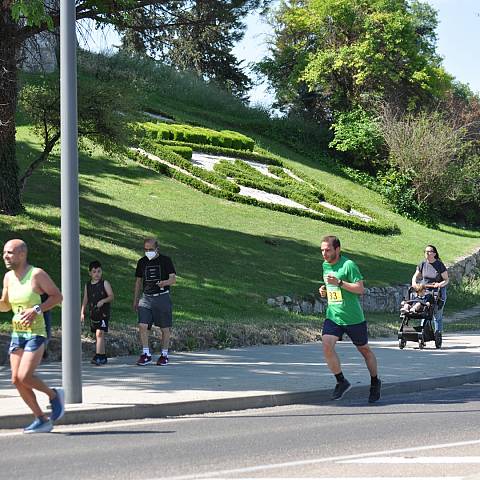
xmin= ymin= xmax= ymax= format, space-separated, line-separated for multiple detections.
xmin=446 ymin=246 xmax=480 ymax=284
xmin=268 ymin=246 xmax=480 ymax=315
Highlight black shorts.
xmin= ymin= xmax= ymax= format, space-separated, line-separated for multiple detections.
xmin=322 ymin=318 xmax=368 ymax=346
xmin=138 ymin=293 xmax=173 ymax=329
xmin=91 ymin=317 xmax=109 ymax=333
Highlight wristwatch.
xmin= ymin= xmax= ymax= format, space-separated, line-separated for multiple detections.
xmin=33 ymin=304 xmax=42 ymax=315
xmin=338 ymin=279 xmax=343 ymax=287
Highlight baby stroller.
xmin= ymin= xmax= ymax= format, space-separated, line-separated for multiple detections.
xmin=398 ymin=286 xmax=442 ymax=350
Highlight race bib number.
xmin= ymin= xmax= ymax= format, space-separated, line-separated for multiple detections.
xmin=326 ymin=285 xmax=343 ymax=304
xmin=12 ymin=310 xmax=28 ymax=333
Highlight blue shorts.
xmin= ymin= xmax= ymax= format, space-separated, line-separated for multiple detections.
xmin=322 ymin=318 xmax=369 ymax=346
xmin=9 ymin=335 xmax=47 ymax=354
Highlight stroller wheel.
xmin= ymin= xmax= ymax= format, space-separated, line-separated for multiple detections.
xmin=435 ymin=331 xmax=442 ymax=349
xmin=399 ymin=338 xmax=406 ymax=349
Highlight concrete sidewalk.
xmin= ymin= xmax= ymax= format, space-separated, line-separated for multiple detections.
xmin=1 ymin=333 xmax=479 ymax=430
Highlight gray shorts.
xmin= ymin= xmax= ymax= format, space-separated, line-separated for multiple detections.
xmin=138 ymin=293 xmax=173 ymax=329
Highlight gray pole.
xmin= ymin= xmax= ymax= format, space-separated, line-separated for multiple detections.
xmin=60 ymin=0 xmax=82 ymax=403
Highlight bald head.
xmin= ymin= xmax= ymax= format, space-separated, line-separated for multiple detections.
xmin=3 ymin=239 xmax=28 ymax=271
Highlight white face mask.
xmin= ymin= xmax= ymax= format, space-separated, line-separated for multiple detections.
xmin=145 ymin=251 xmax=157 ymax=260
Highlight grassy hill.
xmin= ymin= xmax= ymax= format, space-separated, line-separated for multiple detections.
xmin=1 ymin=52 xmax=479 ymax=346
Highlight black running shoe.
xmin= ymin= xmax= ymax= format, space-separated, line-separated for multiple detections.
xmin=368 ymin=379 xmax=382 ymax=403
xmin=332 ymin=380 xmax=351 ymax=400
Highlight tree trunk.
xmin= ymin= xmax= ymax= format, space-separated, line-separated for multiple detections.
xmin=0 ymin=8 xmax=22 ymax=215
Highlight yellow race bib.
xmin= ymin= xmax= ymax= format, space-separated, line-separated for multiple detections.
xmin=326 ymin=284 xmax=343 ymax=304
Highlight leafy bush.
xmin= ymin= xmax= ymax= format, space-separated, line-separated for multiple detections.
xmin=329 ymin=107 xmax=385 ymax=171
xmin=377 ymin=168 xmax=432 ymax=225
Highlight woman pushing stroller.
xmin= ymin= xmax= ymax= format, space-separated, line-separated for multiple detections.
xmin=411 ymin=244 xmax=449 ymax=343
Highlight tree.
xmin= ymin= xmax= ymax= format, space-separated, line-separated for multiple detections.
xmin=257 ymin=0 xmax=452 ymax=121
xmin=378 ymin=106 xmax=465 ymax=210
xmin=120 ymin=0 xmax=270 ymax=98
xmin=0 ymin=0 xmax=240 ymax=215
xmin=18 ymin=70 xmax=137 ymax=190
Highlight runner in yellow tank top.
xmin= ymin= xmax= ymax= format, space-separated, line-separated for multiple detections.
xmin=1 ymin=239 xmax=65 ymax=433
xmin=9 ymin=265 xmax=47 ymax=339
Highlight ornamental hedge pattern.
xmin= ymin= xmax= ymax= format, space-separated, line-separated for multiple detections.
xmin=132 ymin=122 xmax=399 ymax=235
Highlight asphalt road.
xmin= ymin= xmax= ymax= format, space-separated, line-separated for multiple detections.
xmin=1 ymin=383 xmax=480 ymax=480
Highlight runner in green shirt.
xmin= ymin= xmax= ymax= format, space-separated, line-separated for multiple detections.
xmin=319 ymin=235 xmax=381 ymax=403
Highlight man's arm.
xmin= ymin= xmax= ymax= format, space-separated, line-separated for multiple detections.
xmin=158 ymin=273 xmax=176 ymax=288
xmin=0 ymin=274 xmax=11 ymax=312
xmin=36 ymin=269 xmax=63 ymax=311
xmin=325 ymin=273 xmax=365 ymax=295
xmin=340 ymin=279 xmax=365 ymax=295
xmin=133 ymin=277 xmax=142 ymax=311
xmin=20 ymin=269 xmax=62 ymax=323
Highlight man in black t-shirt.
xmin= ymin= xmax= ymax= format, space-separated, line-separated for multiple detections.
xmin=133 ymin=238 xmax=176 ymax=366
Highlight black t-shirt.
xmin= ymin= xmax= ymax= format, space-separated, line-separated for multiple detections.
xmin=135 ymin=254 xmax=176 ymax=295
xmin=417 ymin=259 xmax=447 ymax=284
xmin=86 ymin=279 xmax=111 ymax=321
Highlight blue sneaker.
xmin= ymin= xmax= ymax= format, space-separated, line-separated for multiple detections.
xmin=50 ymin=388 xmax=65 ymax=422
xmin=24 ymin=417 xmax=53 ymax=434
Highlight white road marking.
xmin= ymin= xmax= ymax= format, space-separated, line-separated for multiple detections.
xmin=165 ymin=438 xmax=480 ymax=480
xmin=149 ymin=478 xmax=464 ymax=480
xmin=340 ymin=456 xmax=480 ymax=464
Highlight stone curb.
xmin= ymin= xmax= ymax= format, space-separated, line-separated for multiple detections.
xmin=2 ymin=370 xmax=479 ymax=430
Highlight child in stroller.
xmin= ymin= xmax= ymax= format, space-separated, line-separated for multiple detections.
xmin=400 ymin=284 xmax=434 ymax=315
xmin=398 ymin=285 xmax=441 ymax=350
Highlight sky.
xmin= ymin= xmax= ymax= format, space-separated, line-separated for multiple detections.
xmin=80 ymin=0 xmax=480 ymax=107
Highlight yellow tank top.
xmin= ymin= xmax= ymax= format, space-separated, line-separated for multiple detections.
xmin=9 ymin=266 xmax=46 ymax=338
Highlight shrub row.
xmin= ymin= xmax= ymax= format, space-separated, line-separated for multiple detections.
xmin=275 ymin=166 xmax=353 ymax=212
xmin=140 ymin=122 xmax=255 ymax=151
xmin=138 ymin=140 xmax=239 ymax=193
xmin=164 ymin=145 xmax=193 ymax=160
xmin=127 ymin=148 xmax=399 ymax=235
xmin=215 ymin=160 xmax=361 ymax=218
xmin=155 ymin=139 xmax=284 ymax=166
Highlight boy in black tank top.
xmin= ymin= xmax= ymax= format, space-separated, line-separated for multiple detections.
xmin=81 ymin=261 xmax=114 ymax=365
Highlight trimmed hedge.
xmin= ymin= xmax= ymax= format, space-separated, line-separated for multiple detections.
xmin=127 ymin=148 xmax=399 ymax=235
xmin=164 ymin=145 xmax=193 ymax=160
xmin=138 ymin=140 xmax=239 ymax=193
xmin=155 ymin=139 xmax=284 ymax=166
xmin=139 ymin=122 xmax=255 ymax=151
xmin=130 ymin=123 xmax=399 ymax=235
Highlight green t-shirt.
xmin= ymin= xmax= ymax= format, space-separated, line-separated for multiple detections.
xmin=323 ymin=255 xmax=365 ymax=326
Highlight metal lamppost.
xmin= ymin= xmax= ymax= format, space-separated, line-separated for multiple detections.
xmin=60 ymin=0 xmax=82 ymax=403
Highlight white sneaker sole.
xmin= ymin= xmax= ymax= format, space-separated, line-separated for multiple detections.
xmin=24 ymin=422 xmax=53 ymax=434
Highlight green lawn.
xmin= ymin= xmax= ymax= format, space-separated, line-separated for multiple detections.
xmin=1 ymin=61 xmax=480 ymax=338
xmin=1 ymin=120 xmax=480 ymax=336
